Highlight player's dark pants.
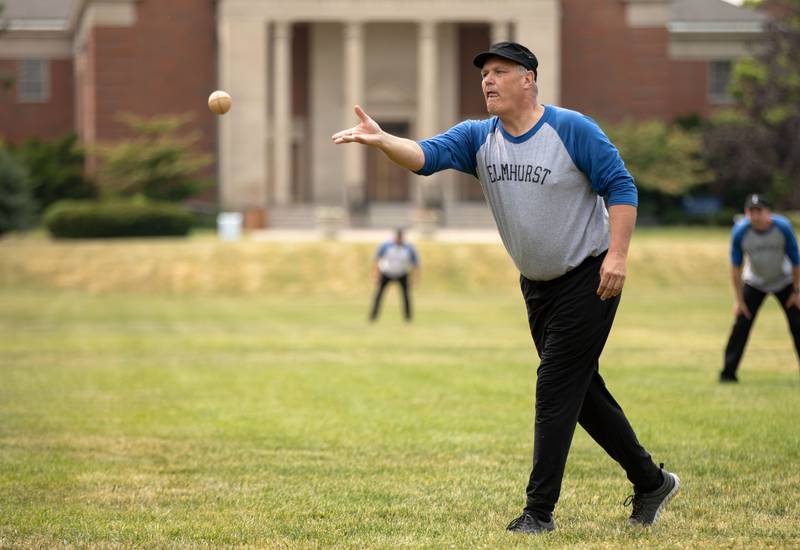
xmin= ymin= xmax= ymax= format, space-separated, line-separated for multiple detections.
xmin=520 ymin=252 xmax=662 ymax=521
xmin=370 ymin=273 xmax=411 ymax=321
xmin=722 ymin=283 xmax=800 ymax=378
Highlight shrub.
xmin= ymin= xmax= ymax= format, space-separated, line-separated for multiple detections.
xmin=93 ymin=114 xmax=212 ymax=202
xmin=605 ymin=120 xmax=710 ymax=196
xmin=43 ymin=200 xmax=193 ymax=239
xmin=11 ymin=134 xmax=97 ymax=214
xmin=0 ymin=148 xmax=34 ymax=235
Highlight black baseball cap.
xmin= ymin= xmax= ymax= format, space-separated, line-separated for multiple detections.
xmin=744 ymin=194 xmax=771 ymax=209
xmin=473 ymin=42 xmax=539 ymax=80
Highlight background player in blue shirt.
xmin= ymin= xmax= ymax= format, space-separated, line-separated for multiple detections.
xmin=722 ymin=194 xmax=800 ymax=382
xmin=333 ymin=41 xmax=678 ymax=534
xmin=370 ymin=228 xmax=419 ymax=322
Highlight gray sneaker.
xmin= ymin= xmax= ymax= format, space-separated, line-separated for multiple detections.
xmin=506 ymin=512 xmax=555 ymax=534
xmin=625 ymin=464 xmax=680 ymax=526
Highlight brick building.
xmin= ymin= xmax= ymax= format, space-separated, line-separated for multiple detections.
xmin=0 ymin=0 xmax=767 ymax=227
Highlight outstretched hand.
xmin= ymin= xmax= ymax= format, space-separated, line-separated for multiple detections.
xmin=332 ymin=105 xmax=383 ymax=147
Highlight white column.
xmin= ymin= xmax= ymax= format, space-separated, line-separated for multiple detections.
xmin=343 ymin=22 xmax=365 ymax=209
xmin=437 ymin=23 xmax=459 ymax=212
xmin=416 ymin=21 xmax=438 ymax=208
xmin=310 ymin=23 xmax=345 ymax=205
xmin=217 ymin=16 xmax=269 ymax=210
xmin=516 ymin=1 xmax=560 ymax=104
xmin=491 ymin=21 xmax=512 ymax=45
xmin=273 ymin=21 xmax=292 ymax=205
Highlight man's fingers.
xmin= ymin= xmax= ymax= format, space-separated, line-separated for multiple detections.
xmin=354 ymin=104 xmax=369 ymax=123
xmin=332 ymin=128 xmax=369 ymax=144
xmin=597 ymin=273 xmax=625 ymax=300
xmin=331 ymin=106 xmax=374 ymax=141
xmin=332 ymin=132 xmax=356 ymax=143
xmin=737 ymin=304 xmax=752 ymax=319
xmin=331 ymin=127 xmax=355 ymax=141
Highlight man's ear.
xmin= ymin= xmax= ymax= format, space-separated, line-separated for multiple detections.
xmin=524 ymin=70 xmax=534 ymax=90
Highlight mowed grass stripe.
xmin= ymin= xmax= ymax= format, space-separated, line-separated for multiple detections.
xmin=1 ymin=229 xmax=799 ymax=548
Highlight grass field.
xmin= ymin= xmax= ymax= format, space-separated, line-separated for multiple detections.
xmin=1 ymin=229 xmax=799 ymax=548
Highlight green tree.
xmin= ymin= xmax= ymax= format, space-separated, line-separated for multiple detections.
xmin=606 ymin=120 xmax=709 ymax=196
xmin=605 ymin=120 xmax=711 ymax=224
xmin=704 ymin=0 xmax=800 ymax=209
xmin=12 ymin=134 xmax=97 ymax=214
xmin=93 ymin=113 xmax=212 ymax=202
xmin=0 ymin=147 xmax=33 ymax=235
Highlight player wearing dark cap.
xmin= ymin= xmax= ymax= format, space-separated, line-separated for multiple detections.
xmin=333 ymin=41 xmax=679 ymax=534
xmin=722 ymin=194 xmax=800 ymax=382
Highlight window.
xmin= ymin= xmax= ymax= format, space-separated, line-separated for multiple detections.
xmin=709 ymin=60 xmax=733 ymax=103
xmin=18 ymin=59 xmax=49 ymax=103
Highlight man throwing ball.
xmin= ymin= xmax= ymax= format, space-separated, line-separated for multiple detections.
xmin=721 ymin=194 xmax=800 ymax=382
xmin=333 ymin=41 xmax=679 ymax=534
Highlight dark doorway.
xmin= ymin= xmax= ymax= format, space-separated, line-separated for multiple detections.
xmin=366 ymin=121 xmax=411 ymax=202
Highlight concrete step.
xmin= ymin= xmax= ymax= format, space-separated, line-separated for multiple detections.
xmin=265 ymin=203 xmax=497 ymax=228
xmin=444 ymin=203 xmax=495 ymax=228
xmin=267 ymin=205 xmax=317 ymax=228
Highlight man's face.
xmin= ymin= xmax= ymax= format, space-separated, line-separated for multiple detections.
xmin=746 ymin=207 xmax=772 ymax=231
xmin=480 ymin=57 xmax=532 ymax=116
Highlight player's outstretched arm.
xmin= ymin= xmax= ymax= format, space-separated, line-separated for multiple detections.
xmin=332 ymin=105 xmax=425 ymax=172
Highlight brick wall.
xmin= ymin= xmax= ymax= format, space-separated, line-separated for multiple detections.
xmin=76 ymin=0 xmax=217 ymax=167
xmin=0 ymin=58 xmax=74 ymax=143
xmin=458 ymin=23 xmax=490 ymax=118
xmin=560 ymin=0 xmax=712 ymax=123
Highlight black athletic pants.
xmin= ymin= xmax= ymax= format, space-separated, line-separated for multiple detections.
xmin=722 ymin=283 xmax=800 ymax=378
xmin=520 ymin=252 xmax=662 ymax=521
xmin=370 ymin=274 xmax=411 ymax=321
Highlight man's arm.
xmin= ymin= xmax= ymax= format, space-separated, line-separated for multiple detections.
xmin=409 ymin=246 xmax=420 ymax=287
xmin=332 ymin=105 xmax=424 ymax=171
xmin=409 ymin=264 xmax=420 ymax=287
xmin=372 ymin=260 xmax=381 ymax=283
xmin=597 ymin=204 xmax=636 ymax=301
xmin=731 ymin=265 xmax=752 ymax=319
xmin=785 ymin=266 xmax=800 ymax=310
xmin=777 ymin=218 xmax=800 ymax=310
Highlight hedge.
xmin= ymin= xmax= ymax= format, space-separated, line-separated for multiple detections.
xmin=43 ymin=200 xmax=193 ymax=239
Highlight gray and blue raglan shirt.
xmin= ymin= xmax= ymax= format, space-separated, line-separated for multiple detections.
xmin=731 ymin=215 xmax=800 ymax=293
xmin=416 ymin=105 xmax=637 ymax=281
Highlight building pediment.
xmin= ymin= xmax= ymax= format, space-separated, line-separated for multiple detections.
xmin=669 ymin=0 xmax=767 ymax=60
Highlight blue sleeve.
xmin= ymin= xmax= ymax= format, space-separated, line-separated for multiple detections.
xmin=730 ymin=221 xmax=749 ymax=267
xmin=416 ymin=119 xmax=493 ymax=177
xmin=553 ymin=109 xmax=637 ymax=207
xmin=376 ymin=242 xmax=390 ymax=259
xmin=774 ymin=216 xmax=800 ymax=266
xmin=407 ymin=244 xmax=419 ymax=266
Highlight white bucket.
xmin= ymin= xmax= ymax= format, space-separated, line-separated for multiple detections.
xmin=217 ymin=212 xmax=243 ymax=241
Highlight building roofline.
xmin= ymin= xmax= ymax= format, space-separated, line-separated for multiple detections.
xmin=669 ymin=20 xmax=765 ymax=34
xmin=68 ymin=0 xmax=89 ymax=34
xmin=5 ymin=19 xmax=71 ymax=32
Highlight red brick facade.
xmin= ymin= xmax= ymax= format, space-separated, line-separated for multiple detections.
xmin=2 ymin=0 xmax=751 ymax=160
xmin=0 ymin=58 xmax=74 ymax=142
xmin=561 ymin=0 xmax=712 ymax=123
xmin=74 ymin=0 xmax=217 ymax=163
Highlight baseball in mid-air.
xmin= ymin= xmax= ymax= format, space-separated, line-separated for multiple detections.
xmin=208 ymin=90 xmax=232 ymax=115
